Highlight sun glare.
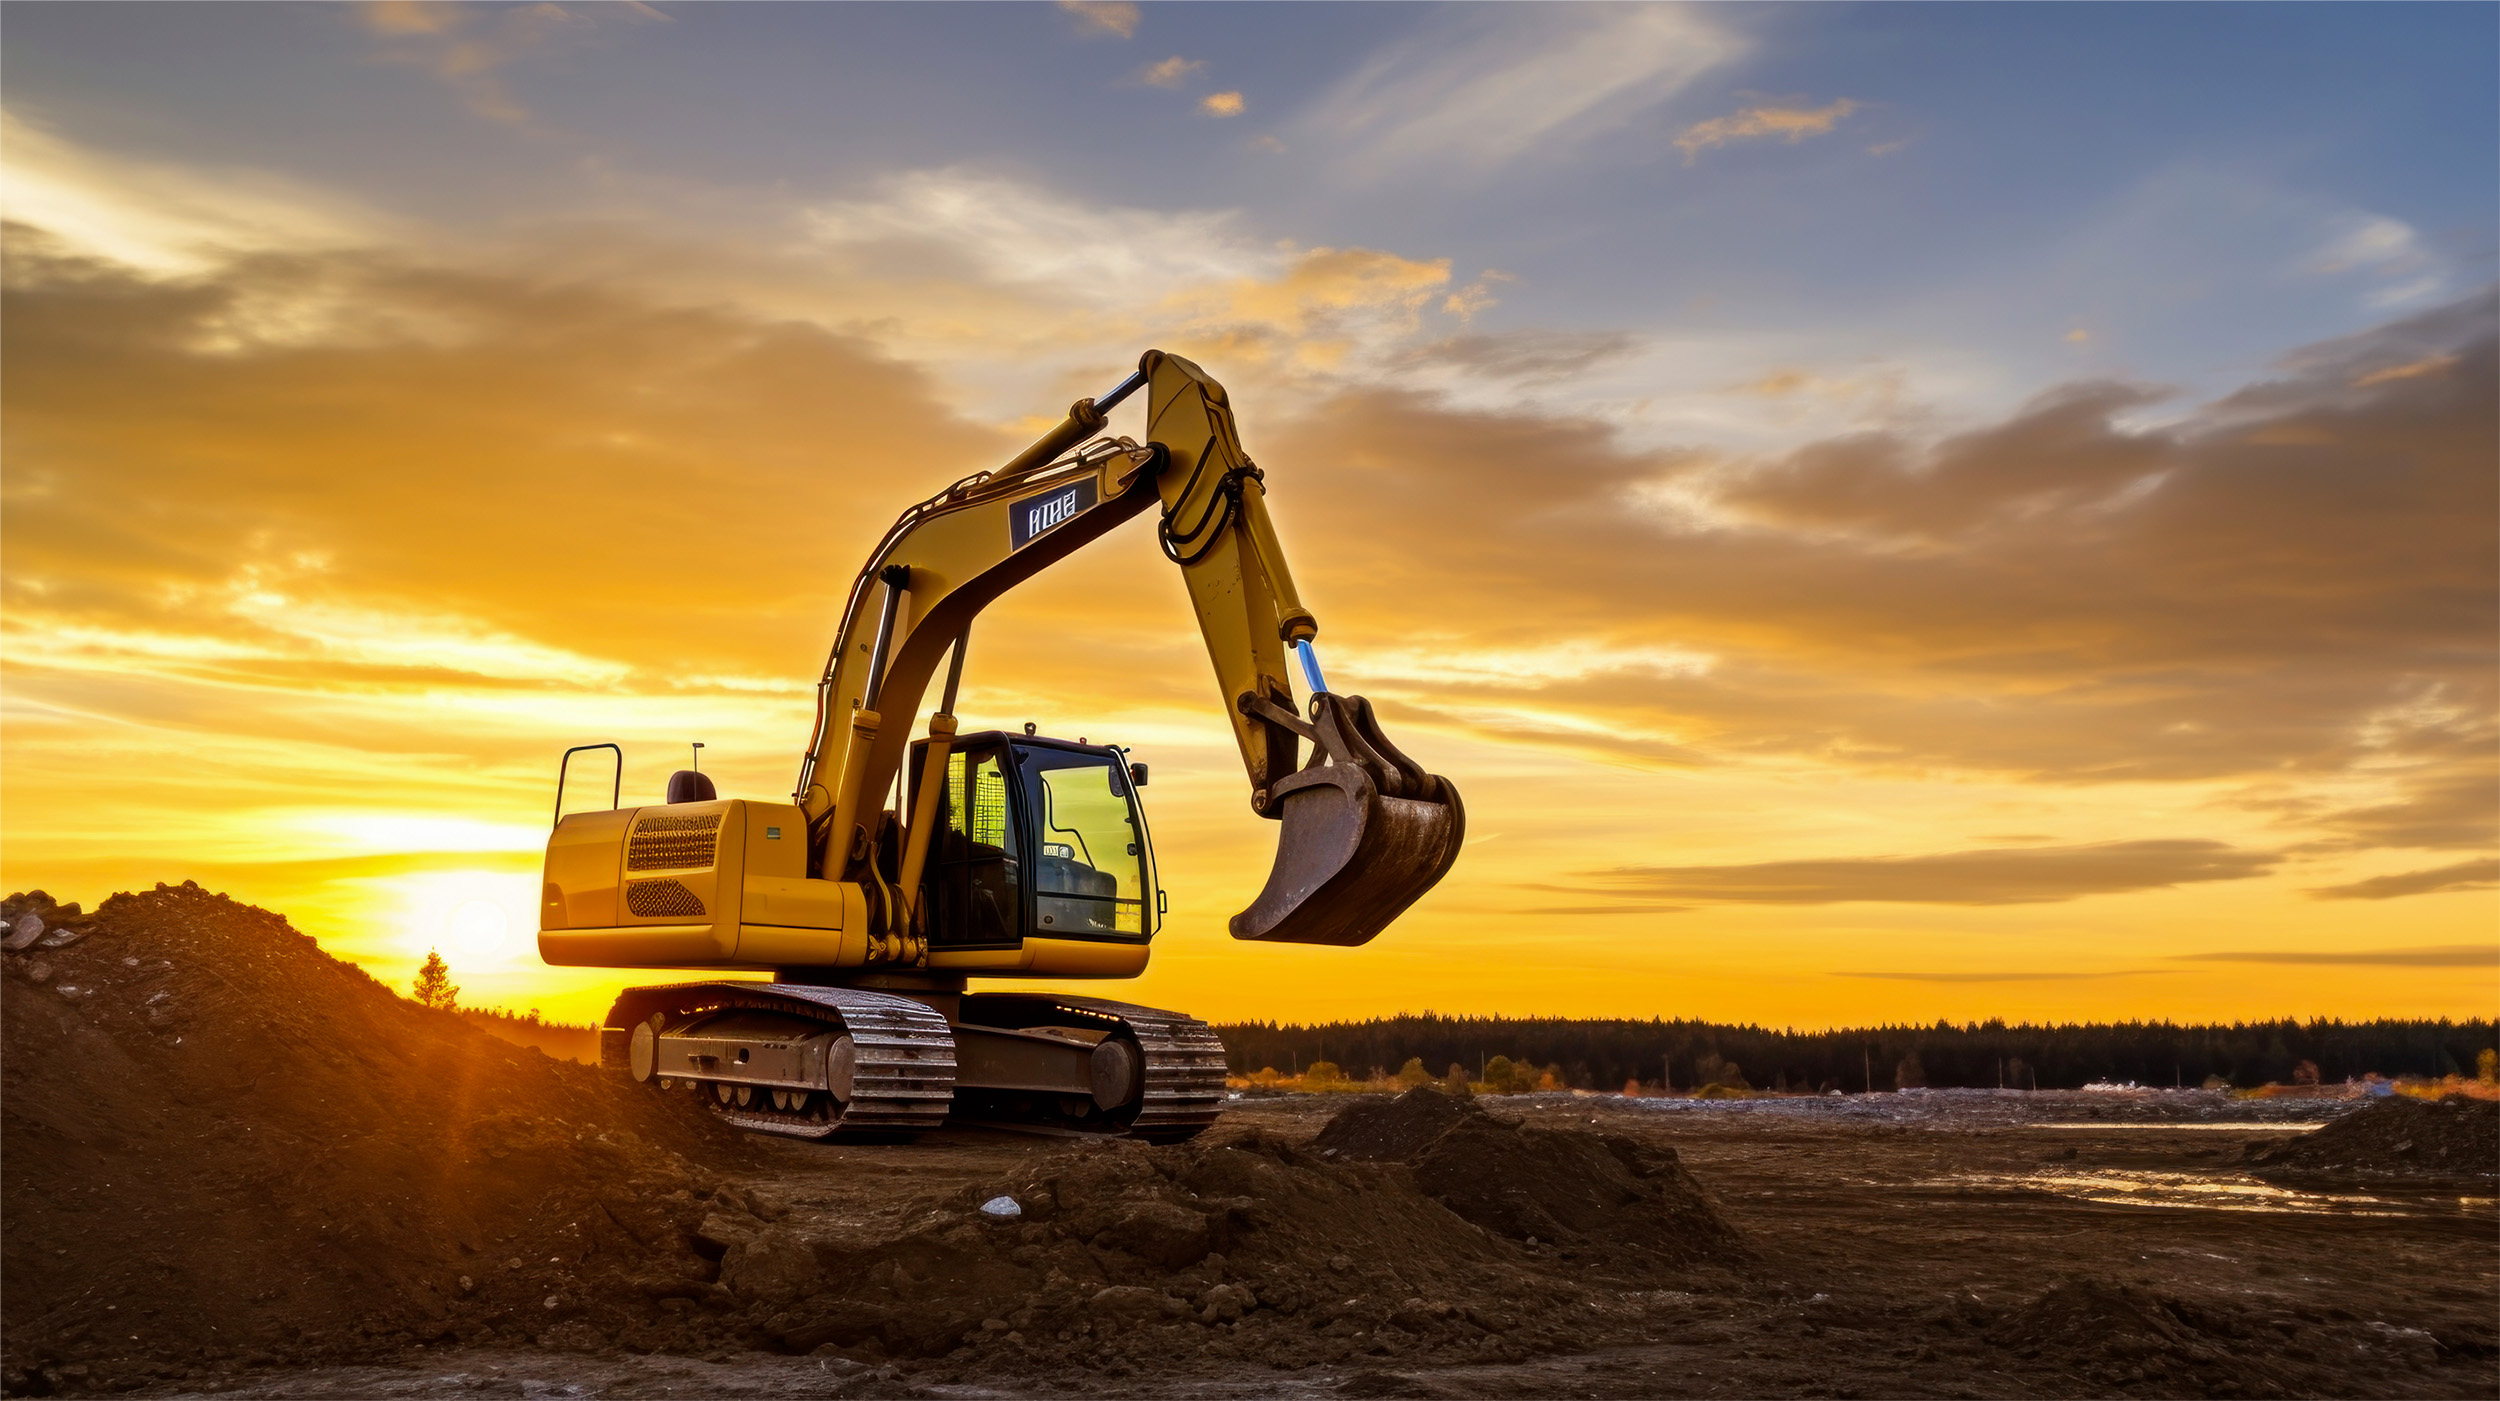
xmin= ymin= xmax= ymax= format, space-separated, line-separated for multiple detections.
xmin=344 ymin=869 xmax=539 ymax=973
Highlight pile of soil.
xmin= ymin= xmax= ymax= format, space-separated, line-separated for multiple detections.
xmin=2243 ymin=1094 xmax=2498 ymax=1181
xmin=1987 ymin=1277 xmax=2442 ymax=1398
xmin=3 ymin=889 xmax=1754 ymax=1395
xmin=1 ymin=885 xmax=755 ymax=1395
xmin=1318 ymin=1088 xmax=1746 ymax=1269
xmin=1312 ymin=1084 xmax=1483 ymax=1161
xmin=718 ymin=1111 xmax=1748 ymax=1384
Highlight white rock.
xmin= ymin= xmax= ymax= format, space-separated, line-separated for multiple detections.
xmin=3 ymin=915 xmax=43 ymax=952
xmin=979 ymin=1195 xmax=1023 ymax=1220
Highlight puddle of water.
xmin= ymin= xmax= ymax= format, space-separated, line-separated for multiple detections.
xmin=1945 ymin=1168 xmax=2494 ymax=1218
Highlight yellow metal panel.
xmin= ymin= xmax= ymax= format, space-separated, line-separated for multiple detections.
xmin=928 ymin=937 xmax=1150 ymax=979
xmin=541 ymin=808 xmax=630 ymax=930
xmin=743 ymin=801 xmax=805 ymax=879
xmin=734 ymin=890 xmax=867 ymax=965
xmin=537 ymin=922 xmax=734 ymax=967
xmin=738 ymin=876 xmax=850 ymax=931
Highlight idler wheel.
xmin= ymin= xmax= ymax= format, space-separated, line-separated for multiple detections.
xmin=826 ymin=1034 xmax=858 ymax=1103
xmin=628 ymin=1015 xmax=661 ymax=1082
xmin=1091 ymin=1038 xmax=1143 ymax=1110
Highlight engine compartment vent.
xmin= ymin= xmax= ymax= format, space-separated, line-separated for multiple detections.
xmin=625 ymin=879 xmax=707 ymax=918
xmin=628 ymin=813 xmax=722 ymax=871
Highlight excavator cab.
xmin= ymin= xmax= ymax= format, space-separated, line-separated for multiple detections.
xmin=912 ymin=733 xmax=1159 ymax=952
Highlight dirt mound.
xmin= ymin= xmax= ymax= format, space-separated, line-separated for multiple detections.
xmin=1312 ymin=1086 xmax=1485 ymax=1161
xmin=1312 ymin=1086 xmax=1744 ymax=1269
xmin=717 ymin=1123 xmax=1746 ymax=1383
xmin=1 ymin=884 xmax=756 ymax=1395
xmin=1988 ymin=1277 xmax=2422 ymax=1398
xmin=1 ymin=887 xmax=1753 ymax=1394
xmin=1412 ymin=1118 xmax=1744 ymax=1268
xmin=2243 ymin=1094 xmax=2496 ymax=1180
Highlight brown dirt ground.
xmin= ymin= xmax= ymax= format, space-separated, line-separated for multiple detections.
xmin=5 ymin=887 xmax=2495 ymax=1399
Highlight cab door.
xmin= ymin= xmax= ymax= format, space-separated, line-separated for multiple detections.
xmin=926 ymin=745 xmax=1024 ymax=949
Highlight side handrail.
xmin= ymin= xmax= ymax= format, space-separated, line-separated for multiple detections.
xmin=554 ymin=743 xmax=623 ymax=828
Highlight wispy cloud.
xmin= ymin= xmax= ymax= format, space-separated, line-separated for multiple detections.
xmin=1058 ymin=1 xmax=1139 ymax=40
xmin=1577 ymin=840 xmax=2279 ymax=906
xmin=1300 ymin=5 xmax=1745 ymax=174
xmin=792 ymin=168 xmax=1459 ymax=387
xmin=1675 ymin=97 xmax=1861 ymax=164
xmin=1441 ymin=269 xmax=1513 ymax=321
xmin=0 ymin=110 xmax=386 ymax=274
xmin=1200 ymin=91 xmax=1246 ymax=118
xmin=359 ymin=0 xmax=660 ymax=127
xmin=2307 ymin=213 xmax=2446 ymax=311
xmin=2307 ymin=858 xmax=2500 ymax=902
xmin=1135 ymin=56 xmax=1205 ymax=89
xmin=2171 ymin=944 xmax=2498 ymax=967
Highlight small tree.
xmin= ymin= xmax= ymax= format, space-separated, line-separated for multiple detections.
xmin=412 ymin=948 xmax=460 ymax=1011
xmin=1442 ymin=1063 xmax=1472 ymax=1096
xmin=2293 ymin=1059 xmax=2322 ymax=1086
xmin=2477 ymin=1048 xmax=2496 ymax=1086
xmin=1483 ymin=1055 xmax=1518 ymax=1093
xmin=1396 ymin=1056 xmax=1432 ymax=1089
xmin=1303 ymin=1059 xmax=1344 ymax=1089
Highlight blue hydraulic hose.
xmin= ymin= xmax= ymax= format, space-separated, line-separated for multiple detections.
xmin=1295 ymin=640 xmax=1329 ymax=696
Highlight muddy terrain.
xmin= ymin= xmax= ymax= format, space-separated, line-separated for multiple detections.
xmin=5 ymin=886 xmax=2494 ymax=1398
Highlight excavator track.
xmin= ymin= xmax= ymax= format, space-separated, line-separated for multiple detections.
xmin=606 ymin=982 xmax=956 ymax=1140
xmin=608 ymin=983 xmax=1226 ymax=1142
xmin=1104 ymin=999 xmax=1231 ymax=1142
xmin=967 ymin=993 xmax=1230 ymax=1142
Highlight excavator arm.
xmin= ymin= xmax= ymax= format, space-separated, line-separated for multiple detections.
xmin=793 ymin=349 xmax=1463 ymax=948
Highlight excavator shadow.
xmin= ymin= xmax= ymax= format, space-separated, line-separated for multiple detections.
xmin=1232 ymin=693 xmax=1465 ymax=947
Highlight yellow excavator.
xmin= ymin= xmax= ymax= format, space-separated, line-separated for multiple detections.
xmin=537 ymin=351 xmax=1463 ymax=1141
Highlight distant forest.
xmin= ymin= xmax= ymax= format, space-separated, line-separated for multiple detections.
xmin=1209 ymin=1015 xmax=2499 ymax=1092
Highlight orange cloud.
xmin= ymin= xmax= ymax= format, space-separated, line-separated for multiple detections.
xmin=2307 ymin=859 xmax=2500 ymax=901
xmin=1136 ymin=56 xmax=1205 ymax=89
xmin=1059 ymin=1 xmax=1138 ymax=39
xmin=2352 ymin=352 xmax=2457 ymax=387
xmin=1200 ymin=91 xmax=1246 ymax=118
xmin=1579 ymin=839 xmax=2280 ymax=906
xmin=1675 ymin=97 xmax=1861 ymax=164
xmin=358 ymin=1 xmax=658 ymax=127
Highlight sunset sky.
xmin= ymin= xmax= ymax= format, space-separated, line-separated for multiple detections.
xmin=4 ymin=1 xmax=2494 ymax=1028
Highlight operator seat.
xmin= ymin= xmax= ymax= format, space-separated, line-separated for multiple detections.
xmin=665 ymin=770 xmax=717 ymax=804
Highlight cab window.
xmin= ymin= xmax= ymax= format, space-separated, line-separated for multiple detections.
xmin=1021 ymin=750 xmax=1147 ymax=937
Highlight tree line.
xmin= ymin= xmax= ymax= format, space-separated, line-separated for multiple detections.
xmin=1209 ymin=1014 xmax=2499 ymax=1092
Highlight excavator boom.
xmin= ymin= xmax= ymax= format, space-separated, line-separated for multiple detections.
xmin=788 ymin=349 xmax=1463 ymax=949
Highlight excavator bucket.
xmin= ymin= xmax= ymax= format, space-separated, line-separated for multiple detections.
xmin=1231 ymin=694 xmax=1465 ymax=946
